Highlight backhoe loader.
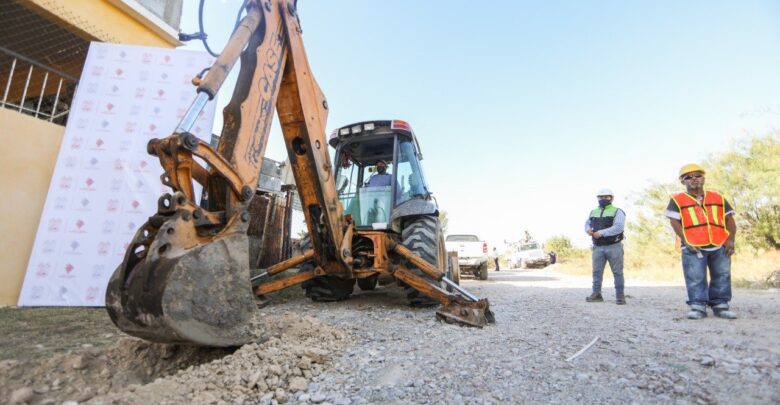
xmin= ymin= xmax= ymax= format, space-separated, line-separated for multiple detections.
xmin=105 ymin=0 xmax=494 ymax=347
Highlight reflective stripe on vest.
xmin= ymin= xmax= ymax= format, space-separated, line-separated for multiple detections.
xmin=671 ymin=191 xmax=729 ymax=247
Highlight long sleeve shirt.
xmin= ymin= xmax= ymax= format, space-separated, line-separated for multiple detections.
xmin=584 ymin=208 xmax=626 ymax=237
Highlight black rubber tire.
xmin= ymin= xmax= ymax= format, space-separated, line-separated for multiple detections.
xmin=303 ymin=275 xmax=355 ymax=301
xmin=357 ymin=274 xmax=378 ymax=291
xmin=478 ymin=262 xmax=489 ymax=280
xmin=299 ymin=235 xmax=355 ymax=301
xmin=401 ymin=215 xmax=442 ymax=307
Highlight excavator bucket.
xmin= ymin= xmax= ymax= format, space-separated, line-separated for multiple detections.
xmin=105 ymin=229 xmax=257 ymax=347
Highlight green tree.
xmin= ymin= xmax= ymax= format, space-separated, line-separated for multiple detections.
xmin=439 ymin=210 xmax=449 ymax=234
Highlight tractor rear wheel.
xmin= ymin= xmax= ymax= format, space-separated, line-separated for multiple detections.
xmin=478 ymin=262 xmax=489 ymax=280
xmin=401 ymin=215 xmax=443 ymax=307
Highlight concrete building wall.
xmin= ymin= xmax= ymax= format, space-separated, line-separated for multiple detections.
xmin=0 ymin=109 xmax=65 ymax=305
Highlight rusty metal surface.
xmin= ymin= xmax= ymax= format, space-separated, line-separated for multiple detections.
xmin=247 ymin=191 xmax=294 ymax=269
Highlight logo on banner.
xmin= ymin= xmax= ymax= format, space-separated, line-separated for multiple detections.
xmin=144 ymin=123 xmax=159 ymax=135
xmin=97 ymin=241 xmax=111 ymax=256
xmin=92 ymin=264 xmax=106 ymax=278
xmin=90 ymin=66 xmax=104 ymax=77
xmin=134 ymin=87 xmax=146 ymax=99
xmin=81 ymin=100 xmax=94 ymax=112
xmin=125 ymin=221 xmax=137 ymax=234
xmin=42 ymin=240 xmax=58 ymax=254
xmin=127 ymin=200 xmax=143 ymax=213
xmin=103 ymin=102 xmax=116 ymax=114
xmin=119 ymin=140 xmax=133 ymax=152
xmin=35 ymin=263 xmax=51 ymax=278
xmin=85 ymin=287 xmax=99 ymax=303
xmin=159 ymin=72 xmax=169 ymax=82
xmin=85 ymin=82 xmax=99 ymax=94
xmin=76 ymin=197 xmax=91 ymax=211
xmin=58 ymin=176 xmax=73 ymax=190
xmin=161 ymin=54 xmax=173 ymax=65
xmin=139 ymin=70 xmax=150 ymax=82
xmin=153 ymin=89 xmax=167 ymax=100
xmin=114 ymin=159 xmax=125 ymax=171
xmin=107 ymin=198 xmax=120 ymax=212
xmin=54 ymin=197 xmax=68 ymax=210
xmin=30 ymin=286 xmax=45 ymax=300
xmin=110 ymin=85 xmax=120 ymax=95
xmin=64 ymin=156 xmax=78 ymax=168
xmin=70 ymin=219 xmax=87 ymax=234
xmin=96 ymin=47 xmax=109 ymax=59
xmin=85 ymin=157 xmax=100 ymax=170
xmin=110 ymin=178 xmax=124 ymax=192
xmin=61 ymin=263 xmax=76 ymax=278
xmin=47 ymin=218 xmax=63 ymax=233
xmin=81 ymin=177 xmax=97 ymax=191
xmin=134 ymin=159 xmax=150 ymax=172
xmin=130 ymin=104 xmax=143 ymax=116
xmin=90 ymin=137 xmax=106 ymax=151
xmin=70 ymin=137 xmax=84 ymax=149
xmin=102 ymin=220 xmax=115 ymax=234
xmin=142 ymin=52 xmax=153 ymax=64
xmin=96 ymin=120 xmax=110 ymax=132
xmin=65 ymin=240 xmax=82 ymax=255
xmin=124 ymin=122 xmax=137 ymax=134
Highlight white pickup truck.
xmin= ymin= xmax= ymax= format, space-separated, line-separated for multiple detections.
xmin=445 ymin=234 xmax=489 ymax=280
xmin=509 ymin=241 xmax=550 ymax=269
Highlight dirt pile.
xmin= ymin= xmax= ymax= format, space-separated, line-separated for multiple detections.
xmin=1 ymin=312 xmax=347 ymax=405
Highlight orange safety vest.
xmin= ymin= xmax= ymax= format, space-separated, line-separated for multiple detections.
xmin=671 ymin=191 xmax=730 ymax=247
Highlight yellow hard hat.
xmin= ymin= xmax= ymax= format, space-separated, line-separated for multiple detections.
xmin=679 ymin=163 xmax=706 ymax=178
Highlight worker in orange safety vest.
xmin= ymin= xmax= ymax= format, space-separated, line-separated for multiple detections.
xmin=665 ymin=163 xmax=737 ymax=320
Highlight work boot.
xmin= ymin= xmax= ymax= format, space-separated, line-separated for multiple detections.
xmin=712 ymin=304 xmax=737 ymax=319
xmin=615 ymin=294 xmax=626 ymax=305
xmin=585 ymin=293 xmax=603 ymax=302
xmin=686 ymin=305 xmax=707 ymax=320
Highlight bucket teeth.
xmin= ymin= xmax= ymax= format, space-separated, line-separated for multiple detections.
xmin=435 ymin=299 xmax=496 ymax=328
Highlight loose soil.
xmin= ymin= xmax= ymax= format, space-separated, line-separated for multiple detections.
xmin=1 ymin=266 xmax=779 ymax=404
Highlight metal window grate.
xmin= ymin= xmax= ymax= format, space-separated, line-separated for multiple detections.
xmin=0 ymin=0 xmax=90 ymax=125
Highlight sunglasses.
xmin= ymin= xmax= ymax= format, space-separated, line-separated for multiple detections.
xmin=682 ymin=174 xmax=704 ymax=181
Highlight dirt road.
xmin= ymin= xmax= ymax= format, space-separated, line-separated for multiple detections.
xmin=2 ymin=267 xmax=779 ymax=404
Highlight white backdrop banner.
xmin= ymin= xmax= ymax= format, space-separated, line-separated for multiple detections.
xmin=18 ymin=42 xmax=217 ymax=306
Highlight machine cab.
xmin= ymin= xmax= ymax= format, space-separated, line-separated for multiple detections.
xmin=330 ymin=120 xmax=431 ymax=230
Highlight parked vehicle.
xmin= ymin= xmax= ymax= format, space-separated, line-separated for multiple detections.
xmin=445 ymin=235 xmax=489 ymax=280
xmin=510 ymin=241 xmax=550 ymax=269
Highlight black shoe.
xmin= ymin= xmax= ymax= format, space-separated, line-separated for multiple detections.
xmin=616 ymin=295 xmax=626 ymax=305
xmin=586 ymin=293 xmax=604 ymax=302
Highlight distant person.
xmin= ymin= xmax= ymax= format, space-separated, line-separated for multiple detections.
xmin=548 ymin=251 xmax=557 ymax=265
xmin=666 ymin=164 xmax=737 ymax=320
xmin=365 ymin=159 xmax=392 ymax=187
xmin=522 ymin=230 xmax=533 ymax=243
xmin=492 ymin=247 xmax=500 ymax=272
xmin=584 ymin=188 xmax=626 ymax=305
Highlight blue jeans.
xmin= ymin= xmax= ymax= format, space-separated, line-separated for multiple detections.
xmin=592 ymin=242 xmax=624 ymax=295
xmin=681 ymin=246 xmax=732 ymax=307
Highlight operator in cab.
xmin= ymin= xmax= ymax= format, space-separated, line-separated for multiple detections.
xmin=365 ymin=159 xmax=392 ymax=187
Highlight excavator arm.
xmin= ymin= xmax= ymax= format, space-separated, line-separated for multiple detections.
xmin=105 ymin=0 xmax=349 ymax=346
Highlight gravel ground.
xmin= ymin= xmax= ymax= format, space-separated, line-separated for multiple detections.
xmin=2 ymin=266 xmax=779 ymax=404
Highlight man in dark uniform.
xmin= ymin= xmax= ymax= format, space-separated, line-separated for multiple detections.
xmin=584 ymin=188 xmax=626 ymax=305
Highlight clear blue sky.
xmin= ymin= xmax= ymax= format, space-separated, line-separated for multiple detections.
xmin=182 ymin=1 xmax=780 ymax=248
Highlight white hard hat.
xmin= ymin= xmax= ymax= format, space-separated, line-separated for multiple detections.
xmin=596 ymin=188 xmax=613 ymax=197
